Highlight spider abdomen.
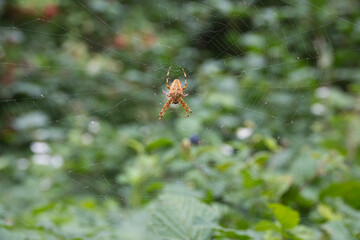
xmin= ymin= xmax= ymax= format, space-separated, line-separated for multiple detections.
xmin=169 ymin=79 xmax=183 ymax=100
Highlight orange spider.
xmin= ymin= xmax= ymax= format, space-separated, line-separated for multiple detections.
xmin=158 ymin=67 xmax=192 ymax=120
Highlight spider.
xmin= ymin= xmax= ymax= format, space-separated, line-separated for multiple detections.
xmin=158 ymin=66 xmax=192 ymax=120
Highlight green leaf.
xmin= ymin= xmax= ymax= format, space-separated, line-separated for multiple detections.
xmin=264 ymin=137 xmax=279 ymax=152
xmin=322 ymin=221 xmax=356 ymax=240
xmin=290 ymin=225 xmax=320 ymax=240
xmin=127 ymin=139 xmax=144 ymax=153
xmin=242 ymin=169 xmax=262 ymax=188
xmin=149 ymin=194 xmax=221 ymax=240
xmin=269 ymin=203 xmax=300 ymax=229
xmin=317 ymin=204 xmax=342 ymax=221
xmin=320 ymin=181 xmax=360 ymax=209
xmin=213 ymin=225 xmax=261 ymax=240
xmin=146 ymin=138 xmax=173 ymax=152
xmin=255 ymin=220 xmax=280 ymax=232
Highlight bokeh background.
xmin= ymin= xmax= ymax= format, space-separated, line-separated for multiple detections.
xmin=1 ymin=0 xmax=360 ymax=239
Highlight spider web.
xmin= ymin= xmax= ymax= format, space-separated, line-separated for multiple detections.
xmin=0 ymin=0 xmax=359 ymax=238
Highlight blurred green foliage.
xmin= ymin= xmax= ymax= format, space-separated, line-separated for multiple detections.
xmin=1 ymin=0 xmax=360 ymax=239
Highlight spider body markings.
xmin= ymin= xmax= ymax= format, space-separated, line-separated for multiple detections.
xmin=158 ymin=67 xmax=192 ymax=120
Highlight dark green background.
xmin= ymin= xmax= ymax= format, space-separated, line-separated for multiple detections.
xmin=1 ymin=0 xmax=360 ymax=239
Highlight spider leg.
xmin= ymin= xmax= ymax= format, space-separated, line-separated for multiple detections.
xmin=162 ymin=88 xmax=170 ymax=97
xmin=179 ymin=98 xmax=192 ymax=118
xmin=159 ymin=98 xmax=172 ymax=120
xmin=182 ymin=68 xmax=187 ymax=90
xmin=166 ymin=66 xmax=172 ymax=90
xmin=182 ymin=93 xmax=188 ymax=97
